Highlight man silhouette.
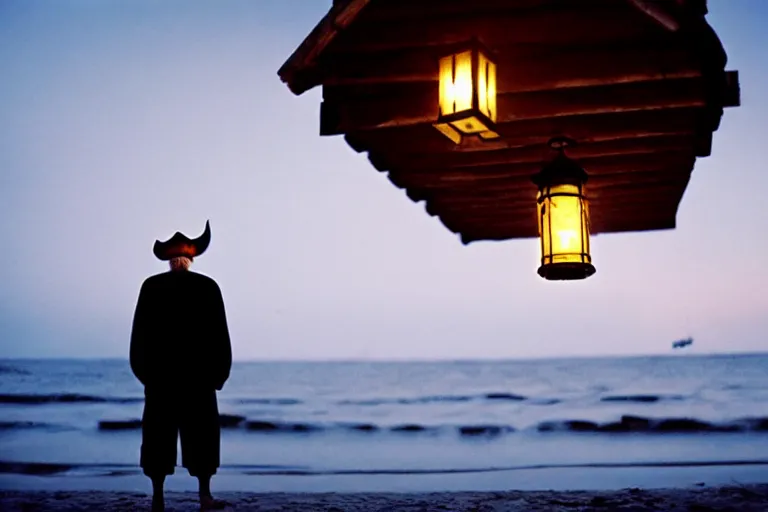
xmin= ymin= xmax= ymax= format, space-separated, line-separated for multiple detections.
xmin=130 ymin=221 xmax=232 ymax=511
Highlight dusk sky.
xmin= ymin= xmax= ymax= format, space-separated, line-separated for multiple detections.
xmin=1 ymin=0 xmax=766 ymax=360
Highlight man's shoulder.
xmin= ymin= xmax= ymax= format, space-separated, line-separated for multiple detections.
xmin=187 ymin=271 xmax=220 ymax=287
xmin=141 ymin=271 xmax=220 ymax=289
xmin=141 ymin=273 xmax=165 ymax=287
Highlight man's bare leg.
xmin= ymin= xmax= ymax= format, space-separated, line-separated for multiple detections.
xmin=198 ymin=474 xmax=226 ymax=510
xmin=151 ymin=476 xmax=165 ymax=512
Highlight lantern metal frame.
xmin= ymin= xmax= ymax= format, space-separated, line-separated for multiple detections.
xmin=531 ymin=138 xmax=596 ymax=281
xmin=434 ymin=39 xmax=499 ymax=145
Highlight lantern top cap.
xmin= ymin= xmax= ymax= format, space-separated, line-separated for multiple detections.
xmin=532 ymin=138 xmax=588 ymax=186
xmin=548 ymin=136 xmax=575 ymax=151
xmin=438 ymin=38 xmax=497 ymax=60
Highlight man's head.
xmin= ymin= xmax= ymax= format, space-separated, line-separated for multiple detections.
xmin=153 ymin=221 xmax=211 ymax=270
xmin=169 ymin=256 xmax=193 ymax=272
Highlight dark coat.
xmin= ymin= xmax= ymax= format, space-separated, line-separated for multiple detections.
xmin=130 ymin=270 xmax=232 ymax=476
xmin=130 ymin=270 xmax=232 ymax=391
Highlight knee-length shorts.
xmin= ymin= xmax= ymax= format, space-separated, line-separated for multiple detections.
xmin=140 ymin=387 xmax=220 ymax=477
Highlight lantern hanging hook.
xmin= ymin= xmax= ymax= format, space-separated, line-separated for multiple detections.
xmin=548 ymin=136 xmax=576 ymax=153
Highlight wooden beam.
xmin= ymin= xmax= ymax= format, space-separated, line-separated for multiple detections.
xmin=373 ymin=134 xmax=696 ymax=172
xmin=420 ymin=177 xmax=690 ymax=211
xmin=386 ymin=151 xmax=695 ymax=189
xmin=319 ymin=43 xmax=699 ymax=93
xmin=320 ymin=77 xmax=707 ymax=135
xmin=457 ymin=214 xmax=677 ymax=244
xmin=335 ymin=4 xmax=661 ymax=53
xmin=628 ymin=0 xmax=681 ymax=31
xmin=436 ymin=189 xmax=685 ymax=218
xmin=429 ymin=189 xmax=686 ymax=221
xmin=351 ymin=0 xmax=600 ymax=23
xmin=278 ymin=0 xmax=371 ymax=95
xmin=345 ymin=107 xmax=703 ymax=155
xmin=444 ymin=209 xmax=680 ymax=240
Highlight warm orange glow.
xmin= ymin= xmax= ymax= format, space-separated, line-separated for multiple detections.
xmin=435 ymin=44 xmax=499 ymax=144
xmin=537 ymin=183 xmax=592 ymax=267
xmin=438 ymin=55 xmax=456 ymax=118
xmin=477 ymin=52 xmax=496 ymax=123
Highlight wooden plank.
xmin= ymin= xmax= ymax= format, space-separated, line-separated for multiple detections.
xmin=278 ymin=0 xmax=372 ymax=95
xmin=335 ymin=4 xmax=661 ymax=52
xmin=353 ymin=0 xmax=610 ymax=23
xmin=374 ymin=134 xmax=696 ymax=171
xmin=345 ymin=107 xmax=702 ymax=155
xmin=320 ymin=77 xmax=707 ymax=135
xmin=445 ymin=212 xmax=679 ymax=240
xmin=386 ymin=151 xmax=695 ymax=188
xmin=456 ymin=214 xmax=678 ymax=243
xmin=628 ymin=0 xmax=681 ymax=31
xmin=430 ymin=186 xmax=685 ymax=217
xmin=438 ymin=196 xmax=683 ymax=223
xmin=420 ymin=177 xmax=689 ymax=210
xmin=319 ymin=43 xmax=698 ymax=93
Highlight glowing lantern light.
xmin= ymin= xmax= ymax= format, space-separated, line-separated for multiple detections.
xmin=434 ymin=41 xmax=498 ymax=144
xmin=532 ymin=138 xmax=596 ymax=281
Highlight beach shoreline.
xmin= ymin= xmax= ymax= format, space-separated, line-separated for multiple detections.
xmin=2 ymin=485 xmax=768 ymax=511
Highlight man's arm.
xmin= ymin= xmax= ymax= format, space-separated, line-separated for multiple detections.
xmin=129 ymin=280 xmax=151 ymax=386
xmin=210 ymin=281 xmax=233 ymax=391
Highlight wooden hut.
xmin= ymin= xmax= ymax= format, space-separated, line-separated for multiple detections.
xmin=277 ymin=0 xmax=740 ymax=250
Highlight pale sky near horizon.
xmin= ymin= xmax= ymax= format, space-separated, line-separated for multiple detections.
xmin=1 ymin=0 xmax=766 ymax=360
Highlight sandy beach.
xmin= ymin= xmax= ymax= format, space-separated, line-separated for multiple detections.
xmin=2 ymin=485 xmax=768 ymax=511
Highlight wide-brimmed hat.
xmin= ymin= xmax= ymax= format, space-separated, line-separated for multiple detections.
xmin=153 ymin=221 xmax=211 ymax=261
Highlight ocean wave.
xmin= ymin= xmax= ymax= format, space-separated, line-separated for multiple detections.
xmin=600 ymin=394 xmax=686 ymax=403
xmin=339 ymin=392 xmax=532 ymax=407
xmin=537 ymin=415 xmax=768 ymax=434
xmin=97 ymin=414 xmax=248 ymax=431
xmin=4 ymin=459 xmax=768 ymax=477
xmin=245 ymin=420 xmax=323 ymax=432
xmin=237 ymin=398 xmax=302 ymax=405
xmin=0 ymin=364 xmax=31 ymax=376
xmin=0 ymin=421 xmax=72 ymax=432
xmin=91 ymin=415 xmax=768 ymax=437
xmin=0 ymin=393 xmax=142 ymax=405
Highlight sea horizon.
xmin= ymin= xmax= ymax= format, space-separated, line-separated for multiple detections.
xmin=3 ymin=350 xmax=767 ymax=364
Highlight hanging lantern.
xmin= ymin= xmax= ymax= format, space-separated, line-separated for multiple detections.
xmin=434 ymin=41 xmax=499 ymax=144
xmin=532 ymin=138 xmax=596 ymax=281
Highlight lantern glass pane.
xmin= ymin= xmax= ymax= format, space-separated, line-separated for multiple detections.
xmin=478 ymin=52 xmax=488 ymax=117
xmin=539 ymin=183 xmax=590 ymax=265
xmin=435 ymin=45 xmax=499 ymax=144
xmin=487 ymin=59 xmax=497 ymax=122
xmin=438 ymin=55 xmax=455 ymax=116
xmin=453 ymin=50 xmax=473 ymax=112
xmin=582 ymin=199 xmax=591 ymax=255
xmin=477 ymin=52 xmax=496 ymax=122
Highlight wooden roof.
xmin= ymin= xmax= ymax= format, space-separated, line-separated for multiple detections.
xmin=278 ymin=0 xmax=740 ymax=244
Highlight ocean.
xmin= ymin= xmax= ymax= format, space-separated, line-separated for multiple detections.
xmin=1 ymin=355 xmax=767 ymax=493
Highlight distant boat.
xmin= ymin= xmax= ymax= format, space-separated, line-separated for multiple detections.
xmin=672 ymin=337 xmax=693 ymax=349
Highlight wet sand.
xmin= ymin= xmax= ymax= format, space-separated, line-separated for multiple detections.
xmin=2 ymin=484 xmax=768 ymax=511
